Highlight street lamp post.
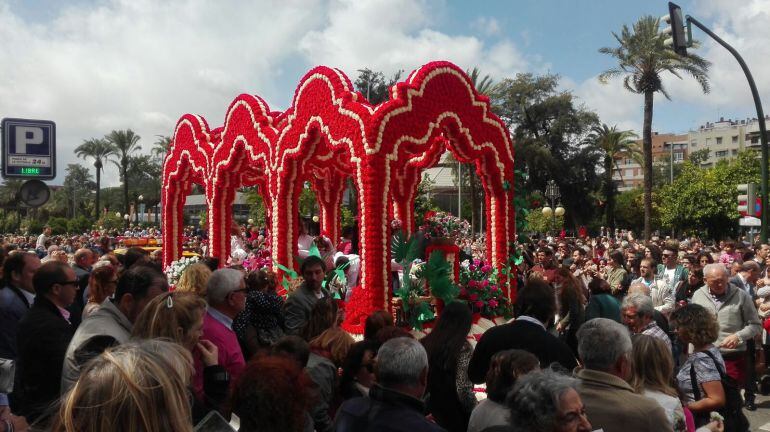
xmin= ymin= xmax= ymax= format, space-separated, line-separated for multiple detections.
xmin=137 ymin=195 xmax=144 ymax=225
xmin=541 ymin=180 xmax=565 ymax=236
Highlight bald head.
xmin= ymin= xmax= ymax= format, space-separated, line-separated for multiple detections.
xmin=74 ymin=248 xmax=95 ymax=268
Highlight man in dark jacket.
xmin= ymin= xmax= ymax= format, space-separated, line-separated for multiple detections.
xmin=334 ymin=337 xmax=445 ymax=432
xmin=468 ymin=278 xmax=577 ymax=383
xmin=13 ymin=261 xmax=77 ymax=423
xmin=0 ymin=252 xmax=40 ymax=414
xmin=284 ymin=256 xmax=330 ymax=335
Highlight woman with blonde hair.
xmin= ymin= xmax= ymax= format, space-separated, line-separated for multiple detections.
xmin=175 ymin=262 xmax=212 ymax=297
xmin=630 ymin=334 xmax=686 ymax=431
xmin=51 ymin=339 xmax=194 ymax=432
xmin=131 ymin=292 xmax=229 ymax=423
xmin=82 ymin=264 xmax=118 ymax=319
xmin=307 ymin=327 xmax=355 ymax=431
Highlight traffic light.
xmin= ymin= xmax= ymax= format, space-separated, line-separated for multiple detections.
xmin=737 ymin=183 xmax=758 ymax=215
xmin=661 ymin=2 xmax=689 ymax=56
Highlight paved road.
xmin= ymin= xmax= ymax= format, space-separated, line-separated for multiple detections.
xmin=747 ymin=393 xmax=770 ymax=431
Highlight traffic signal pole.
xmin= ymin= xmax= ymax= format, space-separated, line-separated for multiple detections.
xmin=686 ymin=15 xmax=769 ymax=243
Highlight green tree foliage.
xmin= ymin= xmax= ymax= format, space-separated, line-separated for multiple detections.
xmin=48 ymin=217 xmax=70 ymax=235
xmin=492 ymin=73 xmax=600 ymax=229
xmin=599 ymin=15 xmax=710 ymax=240
xmin=67 ymin=216 xmax=93 ymax=234
xmin=126 ymin=154 xmax=163 ymax=205
xmin=614 ymin=188 xmax=659 ymax=232
xmin=242 ymin=187 xmax=267 ymax=226
xmin=354 ymin=69 xmax=403 ymax=104
xmin=413 ymin=175 xmax=440 ymax=227
xmin=106 ymin=129 xmax=142 ymax=216
xmin=525 ymin=210 xmax=564 ymax=235
xmin=689 ymin=148 xmax=710 ymax=165
xmin=75 ymin=138 xmax=114 ymax=218
xmin=97 ymin=213 xmax=124 ymax=231
xmin=658 ymin=151 xmax=759 ymax=239
xmin=585 ymin=124 xmax=638 ymax=231
xmin=62 ymin=164 xmax=96 ymax=219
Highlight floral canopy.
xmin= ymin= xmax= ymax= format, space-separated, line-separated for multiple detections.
xmin=161 ymin=61 xmax=515 ymax=329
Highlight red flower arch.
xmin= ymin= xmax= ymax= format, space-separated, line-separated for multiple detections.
xmin=161 ymin=61 xmax=515 ymax=333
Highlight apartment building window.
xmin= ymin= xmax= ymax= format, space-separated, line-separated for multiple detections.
xmin=715 ymin=150 xmax=728 ymax=158
xmin=691 ymin=140 xmax=697 ymax=147
xmin=716 ymin=137 xmax=722 ymax=145
xmin=626 ymin=169 xmax=633 ymax=178
xmin=674 ymin=152 xmax=684 ymax=162
xmin=732 ymin=149 xmax=738 ymax=156
xmin=732 ymin=135 xmax=738 ymax=144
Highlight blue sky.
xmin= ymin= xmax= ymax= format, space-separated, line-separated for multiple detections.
xmin=1 ymin=0 xmax=768 ymax=185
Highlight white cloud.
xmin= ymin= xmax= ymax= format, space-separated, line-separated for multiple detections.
xmin=0 ymin=0 xmax=324 ymax=186
xmin=470 ymin=16 xmax=501 ymax=37
xmin=568 ymin=0 xmax=770 ymax=135
xmin=299 ymin=0 xmax=529 ymax=81
xmin=572 ymin=75 xmax=643 ymax=134
xmin=0 ymin=0 xmax=533 ymax=190
xmin=663 ymin=0 xmax=770 ymax=114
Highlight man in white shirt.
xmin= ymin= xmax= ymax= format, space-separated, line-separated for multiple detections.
xmin=35 ymin=226 xmax=51 ymax=250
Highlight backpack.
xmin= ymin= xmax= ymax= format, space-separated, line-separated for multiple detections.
xmin=689 ymin=350 xmax=749 ymax=432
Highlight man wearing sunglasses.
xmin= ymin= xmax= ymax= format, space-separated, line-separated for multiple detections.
xmin=657 ymin=242 xmax=688 ymax=297
xmin=13 ymin=261 xmax=78 ymax=424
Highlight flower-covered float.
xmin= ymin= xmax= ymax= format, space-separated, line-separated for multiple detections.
xmin=161 ymin=61 xmax=516 ymax=333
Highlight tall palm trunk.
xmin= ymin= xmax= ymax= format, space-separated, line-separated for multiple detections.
xmin=95 ymin=163 xmax=101 ymax=219
xmin=604 ymin=155 xmax=615 ymax=232
xmin=642 ymin=90 xmax=654 ymax=240
xmin=122 ymin=164 xmax=129 ymax=222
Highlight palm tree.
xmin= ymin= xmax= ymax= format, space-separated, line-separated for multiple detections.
xmin=105 ymin=129 xmax=142 ymax=218
xmin=587 ymin=124 xmax=639 ymax=232
xmin=75 ymin=138 xmax=115 ymax=219
xmin=599 ymin=15 xmax=710 ymax=240
xmin=458 ymin=67 xmax=499 ymax=233
xmin=152 ymin=135 xmax=171 ymax=162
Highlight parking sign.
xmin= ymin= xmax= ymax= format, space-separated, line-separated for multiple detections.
xmin=1 ymin=118 xmax=56 ymax=180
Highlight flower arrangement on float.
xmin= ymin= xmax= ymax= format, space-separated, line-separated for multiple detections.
xmin=459 ymin=258 xmax=512 ymax=318
xmin=165 ymin=256 xmax=201 ymax=286
xmin=419 ymin=211 xmax=471 ymax=243
xmin=244 ymin=247 xmax=272 ymax=272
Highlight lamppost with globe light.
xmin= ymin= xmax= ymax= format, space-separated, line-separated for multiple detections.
xmin=541 ymin=180 xmax=565 ymax=236
xmin=137 ymin=195 xmax=144 ymax=225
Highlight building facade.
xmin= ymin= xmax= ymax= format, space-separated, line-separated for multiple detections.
xmin=613 ymin=132 xmax=688 ymax=191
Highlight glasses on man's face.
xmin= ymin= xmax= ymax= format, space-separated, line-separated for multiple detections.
xmin=662 ymin=254 xmax=675 ymax=258
xmin=58 ymin=280 xmax=78 ymax=286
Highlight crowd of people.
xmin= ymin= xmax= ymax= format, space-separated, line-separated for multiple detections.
xmin=0 ymin=221 xmax=766 ymax=431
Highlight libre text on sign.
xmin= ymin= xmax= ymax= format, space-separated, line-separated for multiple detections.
xmin=1 ymin=118 xmax=56 ymax=180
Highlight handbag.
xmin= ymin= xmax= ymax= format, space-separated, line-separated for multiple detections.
xmin=689 ymin=351 xmax=749 ymax=432
xmin=0 ymin=358 xmax=14 ymax=393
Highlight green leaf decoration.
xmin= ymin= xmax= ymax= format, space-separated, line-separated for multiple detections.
xmin=392 ymin=229 xmax=419 ymax=264
xmin=502 ymin=180 xmax=511 ymax=191
xmin=422 ymin=250 xmax=459 ymax=304
xmin=273 ymin=260 xmax=299 ymax=280
xmin=308 ymin=242 xmax=321 ymax=259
